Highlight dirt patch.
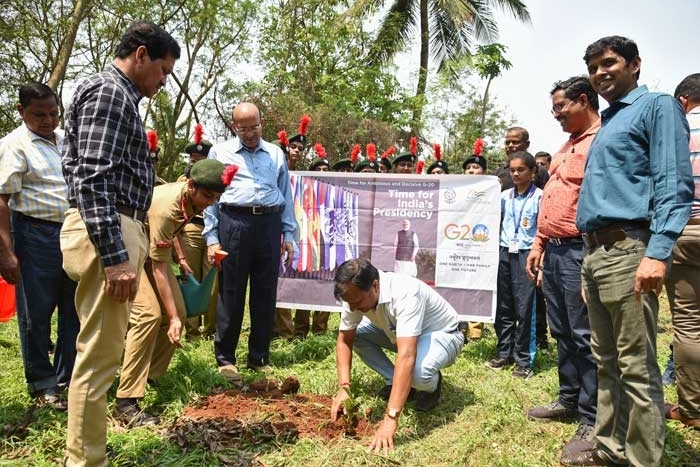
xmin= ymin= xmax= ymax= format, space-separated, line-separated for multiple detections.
xmin=169 ymin=376 xmax=374 ymax=458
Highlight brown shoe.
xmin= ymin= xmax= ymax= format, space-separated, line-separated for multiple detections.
xmin=559 ymin=424 xmax=595 ymax=465
xmin=560 ymin=448 xmax=626 ymax=467
xmin=664 ymin=403 xmax=700 ymax=429
xmin=528 ymin=400 xmax=578 ymax=422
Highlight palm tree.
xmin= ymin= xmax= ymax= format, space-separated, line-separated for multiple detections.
xmin=365 ymin=0 xmax=530 ymax=133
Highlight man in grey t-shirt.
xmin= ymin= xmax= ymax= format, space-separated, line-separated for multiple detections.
xmin=330 ymin=258 xmax=464 ymax=454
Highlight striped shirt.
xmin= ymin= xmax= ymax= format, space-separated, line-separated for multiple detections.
xmin=63 ymin=64 xmax=154 ymax=266
xmin=688 ymin=108 xmax=700 ymax=218
xmin=0 ymin=124 xmax=68 ymax=223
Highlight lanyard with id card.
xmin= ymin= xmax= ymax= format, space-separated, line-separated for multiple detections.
xmin=509 ymin=183 xmax=535 ymax=253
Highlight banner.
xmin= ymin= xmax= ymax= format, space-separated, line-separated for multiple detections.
xmin=276 ymin=172 xmax=501 ymax=323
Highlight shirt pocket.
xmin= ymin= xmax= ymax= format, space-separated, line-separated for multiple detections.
xmin=559 ymin=153 xmax=586 ymax=184
xmin=256 ymin=158 xmax=279 ymax=190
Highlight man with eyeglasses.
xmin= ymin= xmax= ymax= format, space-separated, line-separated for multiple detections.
xmin=525 ymin=76 xmax=600 ymax=466
xmin=203 ymin=102 xmax=296 ymax=382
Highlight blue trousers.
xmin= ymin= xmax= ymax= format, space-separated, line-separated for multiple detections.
xmin=542 ymin=242 xmax=597 ymax=426
xmin=495 ymin=247 xmax=535 ymax=367
xmin=215 ymin=209 xmax=282 ymax=367
xmin=12 ymin=211 xmax=79 ymax=394
xmin=353 ymin=320 xmax=464 ymax=391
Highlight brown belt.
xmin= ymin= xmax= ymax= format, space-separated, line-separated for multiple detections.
xmin=583 ymin=221 xmax=650 ymax=249
xmin=68 ymin=201 xmax=147 ymax=223
xmin=687 ymin=218 xmax=700 ymax=225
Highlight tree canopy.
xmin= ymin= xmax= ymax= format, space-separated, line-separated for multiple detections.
xmin=0 ymin=0 xmax=523 ymax=179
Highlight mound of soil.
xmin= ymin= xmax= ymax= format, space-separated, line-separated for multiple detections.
xmin=169 ymin=376 xmax=373 ymax=455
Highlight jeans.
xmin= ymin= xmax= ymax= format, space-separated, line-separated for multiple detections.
xmin=542 ymin=241 xmax=597 ymax=426
xmin=12 ymin=211 xmax=79 ymax=394
xmin=582 ymin=232 xmax=664 ymax=467
xmin=352 ymin=320 xmax=464 ymax=391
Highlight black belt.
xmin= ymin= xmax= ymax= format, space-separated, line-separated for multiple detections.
xmin=549 ymin=236 xmax=583 ymax=247
xmin=68 ymin=201 xmax=147 ymax=223
xmin=220 ymin=204 xmax=282 ymax=215
xmin=583 ymin=221 xmax=650 ymax=249
xmin=190 ymin=216 xmax=205 ymax=227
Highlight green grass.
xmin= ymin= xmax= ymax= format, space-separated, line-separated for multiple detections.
xmin=0 ymin=297 xmax=698 ymax=467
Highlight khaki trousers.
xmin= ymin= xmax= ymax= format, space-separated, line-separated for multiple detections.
xmin=61 ymin=209 xmax=148 ymax=467
xmin=665 ymin=223 xmax=700 ymax=419
xmin=274 ymin=308 xmax=330 ymax=338
xmin=116 ymin=260 xmax=186 ymax=398
xmin=467 ymin=322 xmax=483 ymax=339
xmin=582 ymin=233 xmax=664 ymax=467
xmin=181 ymin=222 xmax=217 ymax=337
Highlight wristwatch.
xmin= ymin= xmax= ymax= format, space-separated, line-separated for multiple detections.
xmin=386 ymin=407 xmax=401 ymax=420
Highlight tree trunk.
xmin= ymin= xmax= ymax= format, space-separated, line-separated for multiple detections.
xmin=47 ymin=0 xmax=91 ymax=91
xmin=479 ymin=75 xmax=493 ymax=135
xmin=411 ymin=0 xmax=430 ymax=134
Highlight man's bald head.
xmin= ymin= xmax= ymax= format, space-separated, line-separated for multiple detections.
xmin=232 ymin=102 xmax=261 ymax=123
xmin=232 ymin=102 xmax=263 ymax=149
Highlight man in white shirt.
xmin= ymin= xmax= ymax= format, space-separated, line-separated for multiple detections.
xmin=330 ymin=258 xmax=464 ymax=453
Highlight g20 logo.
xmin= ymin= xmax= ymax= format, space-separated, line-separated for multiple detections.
xmin=444 ymin=223 xmax=471 ymax=240
xmin=443 ymin=223 xmax=490 ymax=242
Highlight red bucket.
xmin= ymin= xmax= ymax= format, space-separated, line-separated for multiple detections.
xmin=0 ymin=276 xmax=16 ymax=322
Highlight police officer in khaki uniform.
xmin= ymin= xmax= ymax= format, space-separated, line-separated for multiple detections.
xmin=114 ymin=159 xmax=230 ymax=426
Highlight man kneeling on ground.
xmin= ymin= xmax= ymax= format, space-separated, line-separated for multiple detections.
xmin=330 ymin=258 xmax=464 ymax=453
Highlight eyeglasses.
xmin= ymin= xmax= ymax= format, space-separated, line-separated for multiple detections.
xmin=234 ymin=123 xmax=261 ymax=133
xmin=551 ymin=100 xmax=575 ymax=115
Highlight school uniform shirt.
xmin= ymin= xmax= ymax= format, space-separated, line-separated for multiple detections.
xmin=147 ymin=181 xmax=198 ymax=263
xmin=338 ymin=271 xmax=459 ymax=344
xmin=499 ymin=184 xmax=542 ymax=251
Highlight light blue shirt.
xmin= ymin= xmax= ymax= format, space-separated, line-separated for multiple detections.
xmin=499 ymin=183 xmax=542 ymax=250
xmin=203 ymin=137 xmax=297 ymax=244
xmin=576 ymin=85 xmax=693 ymax=260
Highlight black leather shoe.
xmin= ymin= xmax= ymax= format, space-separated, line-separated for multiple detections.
xmin=414 ymin=372 xmax=442 ymax=411
xmin=114 ymin=398 xmax=160 ymax=427
xmin=377 ymin=385 xmax=415 ymax=401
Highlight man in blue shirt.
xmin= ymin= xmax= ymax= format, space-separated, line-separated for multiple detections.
xmin=573 ymin=36 xmax=693 ymax=467
xmin=204 ymin=102 xmax=296 ymax=381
